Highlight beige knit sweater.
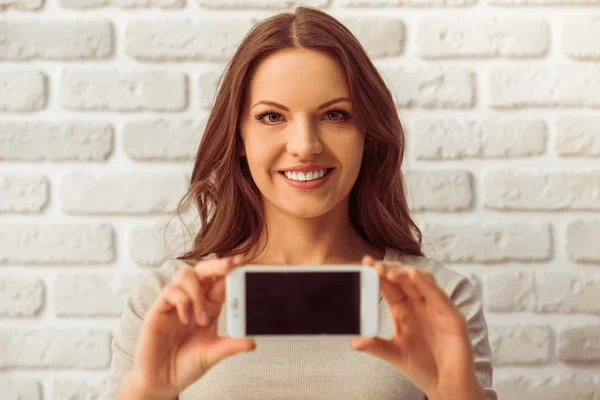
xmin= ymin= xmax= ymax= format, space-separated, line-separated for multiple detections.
xmin=100 ymin=247 xmax=498 ymax=400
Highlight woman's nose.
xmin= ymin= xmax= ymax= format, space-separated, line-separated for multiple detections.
xmin=286 ymin=120 xmax=323 ymax=157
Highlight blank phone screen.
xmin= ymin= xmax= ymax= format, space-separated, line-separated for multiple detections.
xmin=245 ymin=271 xmax=361 ymax=335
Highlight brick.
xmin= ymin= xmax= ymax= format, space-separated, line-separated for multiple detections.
xmin=59 ymin=173 xmax=188 ymax=214
xmin=489 ymin=66 xmax=600 ymax=108
xmin=0 ymin=71 xmax=46 ymax=112
xmin=54 ymin=380 xmax=105 ymax=400
xmin=0 ymin=224 xmax=115 ymax=265
xmin=341 ymin=0 xmax=476 ymax=6
xmin=417 ymin=18 xmax=548 ymax=58
xmin=197 ymin=0 xmax=328 ymax=7
xmin=129 ymin=209 xmax=200 ymax=266
xmin=61 ymin=0 xmax=183 ymax=7
xmin=0 ymin=0 xmax=43 ymax=10
xmin=198 ymin=64 xmax=226 ymax=109
xmin=122 ymin=118 xmax=204 ymax=161
xmin=413 ymin=118 xmax=547 ymax=159
xmin=566 ymin=220 xmax=600 ymax=263
xmin=0 ymin=121 xmax=113 ymax=161
xmin=405 ymin=170 xmax=473 ymax=211
xmin=60 ymin=70 xmax=187 ymax=111
xmin=0 ymin=379 xmax=41 ymax=400
xmin=564 ymin=16 xmax=600 ymax=60
xmin=0 ymin=21 xmax=112 ymax=60
xmin=421 ymin=222 xmax=551 ymax=263
xmin=54 ymin=273 xmax=141 ymax=316
xmin=0 ymin=174 xmax=48 ymax=213
xmin=130 ymin=224 xmax=167 ymax=266
xmin=0 ymin=329 xmax=111 ymax=369
xmin=558 ymin=324 xmax=600 ymax=362
xmin=376 ymin=64 xmax=475 ymax=108
xmin=336 ymin=15 xmax=405 ymax=58
xmin=489 ymin=324 xmax=553 ymax=365
xmin=483 ymin=271 xmax=535 ymax=312
xmin=0 ymin=275 xmax=43 ymax=316
xmin=535 ymin=272 xmax=600 ymax=314
xmin=483 ymin=170 xmax=600 ymax=210
xmin=126 ymin=18 xmax=256 ymax=62
xmin=556 ymin=115 xmax=600 ymax=157
xmin=494 ymin=374 xmax=599 ymax=400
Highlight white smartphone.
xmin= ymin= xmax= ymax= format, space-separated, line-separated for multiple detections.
xmin=225 ymin=265 xmax=379 ymax=339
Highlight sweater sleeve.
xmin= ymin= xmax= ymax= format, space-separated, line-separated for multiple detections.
xmin=450 ymin=275 xmax=498 ymax=400
xmin=99 ymin=260 xmax=179 ymax=400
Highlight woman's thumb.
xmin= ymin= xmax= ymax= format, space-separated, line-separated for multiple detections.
xmin=351 ymin=337 xmax=401 ymax=366
xmin=206 ymin=338 xmax=256 ymax=366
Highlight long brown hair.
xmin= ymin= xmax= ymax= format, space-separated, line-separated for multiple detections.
xmin=168 ymin=6 xmax=423 ymax=263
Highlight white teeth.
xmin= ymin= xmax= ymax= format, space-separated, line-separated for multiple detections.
xmin=284 ymin=169 xmax=328 ymax=182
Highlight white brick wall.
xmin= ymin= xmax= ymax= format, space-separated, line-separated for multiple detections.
xmin=0 ymin=1 xmax=599 ymax=399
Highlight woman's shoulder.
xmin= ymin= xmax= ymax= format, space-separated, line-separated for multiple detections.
xmin=159 ymin=252 xmax=220 ymax=276
xmin=133 ymin=253 xmax=220 ymax=297
xmin=385 ymin=247 xmax=477 ymax=301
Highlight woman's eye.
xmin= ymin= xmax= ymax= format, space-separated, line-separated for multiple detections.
xmin=326 ymin=111 xmax=344 ymax=121
xmin=265 ymin=113 xmax=281 ymax=123
xmin=254 ymin=111 xmax=282 ymax=124
xmin=255 ymin=109 xmax=351 ymax=125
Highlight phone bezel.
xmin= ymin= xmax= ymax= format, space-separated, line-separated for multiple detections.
xmin=225 ymin=265 xmax=379 ymax=339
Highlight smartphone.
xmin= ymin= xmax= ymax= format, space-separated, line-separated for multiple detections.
xmin=225 ymin=265 xmax=379 ymax=339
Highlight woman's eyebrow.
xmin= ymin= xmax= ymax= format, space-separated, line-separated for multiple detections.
xmin=251 ymin=97 xmax=350 ymax=112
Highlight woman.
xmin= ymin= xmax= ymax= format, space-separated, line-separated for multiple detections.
xmin=103 ymin=7 xmax=498 ymax=400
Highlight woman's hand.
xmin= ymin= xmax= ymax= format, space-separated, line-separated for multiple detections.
xmin=127 ymin=254 xmax=256 ymax=399
xmin=350 ymin=255 xmax=485 ymax=400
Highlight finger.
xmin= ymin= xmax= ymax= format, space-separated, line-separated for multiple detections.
xmin=194 ymin=254 xmax=247 ymax=280
xmin=204 ymin=254 xmax=248 ymax=304
xmin=156 ymin=284 xmax=193 ymax=326
xmin=174 ymin=267 xmax=208 ymax=326
xmin=363 ymin=256 xmax=389 ymax=280
xmin=410 ymin=268 xmax=455 ymax=309
xmin=204 ymin=337 xmax=256 ymax=367
xmin=361 ymin=254 xmax=377 ymax=266
xmin=377 ymin=263 xmax=408 ymax=304
xmin=350 ymin=337 xmax=402 ymax=369
xmin=386 ymin=268 xmax=424 ymax=301
xmin=207 ymin=276 xmax=226 ymax=304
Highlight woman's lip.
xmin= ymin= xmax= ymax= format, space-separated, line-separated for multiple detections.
xmin=278 ymin=168 xmax=334 ymax=190
xmin=278 ymin=167 xmax=335 ymax=173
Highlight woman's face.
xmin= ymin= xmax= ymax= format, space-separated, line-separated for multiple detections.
xmin=239 ymin=48 xmax=366 ymax=218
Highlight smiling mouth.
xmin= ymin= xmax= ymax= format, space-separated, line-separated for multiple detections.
xmin=278 ymin=168 xmax=334 ymax=178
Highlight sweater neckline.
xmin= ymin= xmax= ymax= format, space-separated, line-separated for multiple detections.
xmin=209 ymin=247 xmax=394 ymax=301
xmin=217 ymin=246 xmax=394 ymax=265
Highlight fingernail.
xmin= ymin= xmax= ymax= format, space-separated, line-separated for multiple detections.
xmin=200 ymin=310 xmax=210 ymax=326
xmin=351 ymin=343 xmax=363 ymax=351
